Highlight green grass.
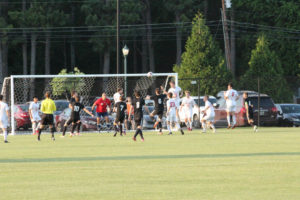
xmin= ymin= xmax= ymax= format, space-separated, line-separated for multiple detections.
xmin=1 ymin=127 xmax=300 ymax=200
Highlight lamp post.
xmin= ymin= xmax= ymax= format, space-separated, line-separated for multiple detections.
xmin=122 ymin=45 xmax=129 ymax=97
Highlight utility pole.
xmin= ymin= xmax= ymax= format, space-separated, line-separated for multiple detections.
xmin=116 ymin=0 xmax=120 ymax=87
xmin=221 ymin=0 xmax=232 ymax=75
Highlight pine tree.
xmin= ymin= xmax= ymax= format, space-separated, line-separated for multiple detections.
xmin=174 ymin=13 xmax=231 ymax=95
xmin=241 ymin=34 xmax=292 ymax=102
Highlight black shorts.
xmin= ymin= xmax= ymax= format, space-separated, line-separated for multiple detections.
xmin=151 ymin=109 xmax=164 ymax=119
xmin=135 ymin=117 xmax=143 ymax=127
xmin=115 ymin=116 xmax=125 ymax=123
xmin=65 ymin=117 xmax=80 ymax=125
xmin=41 ymin=114 xmax=54 ymax=126
xmin=248 ymin=111 xmax=254 ymax=120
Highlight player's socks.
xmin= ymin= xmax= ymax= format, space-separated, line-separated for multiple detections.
xmin=134 ymin=129 xmax=139 ymax=139
xmin=37 ymin=128 xmax=42 ymax=140
xmin=232 ymin=115 xmax=236 ymax=127
xmin=97 ymin=124 xmax=101 ymax=131
xmin=140 ymin=130 xmax=144 ymax=140
xmin=189 ymin=123 xmax=193 ymax=130
xmin=227 ymin=116 xmax=231 ymax=127
xmin=202 ymin=122 xmax=206 ymax=133
xmin=76 ymin=122 xmax=81 ymax=135
xmin=3 ymin=130 xmax=8 ymax=142
xmin=167 ymin=124 xmax=171 ymax=132
xmin=62 ymin=126 xmax=67 ymax=136
xmin=32 ymin=122 xmax=36 ymax=135
xmin=51 ymin=127 xmax=55 ymax=140
xmin=119 ymin=125 xmax=123 ymax=136
xmin=210 ymin=124 xmax=216 ymax=133
xmin=71 ymin=124 xmax=77 ymax=134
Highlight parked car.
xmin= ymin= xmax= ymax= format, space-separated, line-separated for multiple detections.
xmin=178 ymin=96 xmax=217 ymax=128
xmin=276 ymin=104 xmax=300 ymax=127
xmin=14 ymin=104 xmax=31 ymax=130
xmin=214 ymin=91 xmax=278 ymax=127
xmin=54 ymin=100 xmax=70 ymax=116
xmin=142 ymin=100 xmax=167 ymax=129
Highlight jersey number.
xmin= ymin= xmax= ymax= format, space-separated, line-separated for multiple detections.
xmin=232 ymin=92 xmax=235 ymax=97
xmin=170 ymin=102 xmax=175 ymax=107
xmin=74 ymin=106 xmax=80 ymax=112
xmin=136 ymin=102 xmax=140 ymax=109
xmin=120 ymin=105 xmax=124 ymax=111
xmin=158 ymin=98 xmax=162 ymax=104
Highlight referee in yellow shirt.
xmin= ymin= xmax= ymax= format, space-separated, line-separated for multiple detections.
xmin=37 ymin=91 xmax=56 ymax=141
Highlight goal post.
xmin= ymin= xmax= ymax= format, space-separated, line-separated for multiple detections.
xmin=3 ymin=73 xmax=178 ymax=135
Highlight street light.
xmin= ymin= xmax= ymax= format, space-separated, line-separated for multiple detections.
xmin=122 ymin=45 xmax=129 ymax=97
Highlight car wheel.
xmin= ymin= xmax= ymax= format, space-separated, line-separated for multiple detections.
xmin=193 ymin=115 xmax=201 ymax=128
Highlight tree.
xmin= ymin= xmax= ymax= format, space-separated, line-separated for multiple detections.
xmin=174 ymin=13 xmax=231 ymax=95
xmin=50 ymin=67 xmax=85 ymax=96
xmin=241 ymin=34 xmax=292 ymax=103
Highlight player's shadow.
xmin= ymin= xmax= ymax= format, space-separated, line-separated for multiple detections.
xmin=1 ymin=152 xmax=300 ymax=163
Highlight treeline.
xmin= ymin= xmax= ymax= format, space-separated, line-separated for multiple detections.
xmin=0 ymin=0 xmax=299 ymax=102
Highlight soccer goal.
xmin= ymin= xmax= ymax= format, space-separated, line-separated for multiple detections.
xmin=1 ymin=73 xmax=178 ymax=135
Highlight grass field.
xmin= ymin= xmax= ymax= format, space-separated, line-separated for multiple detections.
xmin=1 ymin=127 xmax=300 ymax=200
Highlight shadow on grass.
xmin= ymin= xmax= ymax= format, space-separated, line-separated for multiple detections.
xmin=1 ymin=152 xmax=300 ymax=163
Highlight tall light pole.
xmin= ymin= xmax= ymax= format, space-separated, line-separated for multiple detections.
xmin=116 ymin=0 xmax=120 ymax=88
xmin=122 ymin=45 xmax=129 ymax=97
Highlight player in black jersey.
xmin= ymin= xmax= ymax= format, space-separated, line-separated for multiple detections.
xmin=113 ymin=96 xmax=127 ymax=137
xmin=243 ymin=92 xmax=258 ymax=132
xmin=62 ymin=95 xmax=94 ymax=137
xmin=148 ymin=87 xmax=166 ymax=134
xmin=129 ymin=91 xmax=149 ymax=142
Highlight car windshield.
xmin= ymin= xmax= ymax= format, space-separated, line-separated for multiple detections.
xmin=247 ymin=97 xmax=274 ymax=107
xmin=55 ymin=101 xmax=69 ymax=112
xmin=281 ymin=105 xmax=300 ymax=114
xmin=19 ymin=105 xmax=29 ymax=112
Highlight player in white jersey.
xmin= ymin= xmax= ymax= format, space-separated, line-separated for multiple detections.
xmin=113 ymin=88 xmax=123 ymax=104
xmin=29 ymin=96 xmax=41 ymax=135
xmin=0 ymin=95 xmax=9 ymax=143
xmin=180 ymin=91 xmax=196 ymax=131
xmin=224 ymin=82 xmax=239 ymax=129
xmin=166 ymin=80 xmax=182 ymax=123
xmin=166 ymin=92 xmax=184 ymax=135
xmin=201 ymin=95 xmax=216 ymax=133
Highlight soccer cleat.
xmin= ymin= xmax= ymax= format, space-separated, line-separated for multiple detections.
xmin=32 ymin=132 xmax=36 ymax=135
xmin=51 ymin=137 xmax=55 ymax=141
xmin=132 ymin=137 xmax=136 ymax=141
xmin=232 ymin=125 xmax=237 ymax=129
xmin=202 ymin=130 xmax=206 ymax=133
xmin=141 ymin=138 xmax=144 ymax=142
xmin=227 ymin=125 xmax=231 ymax=129
xmin=212 ymin=128 xmax=216 ymax=133
xmin=168 ymin=132 xmax=173 ymax=135
xmin=69 ymin=133 xmax=74 ymax=137
xmin=189 ymin=128 xmax=192 ymax=131
xmin=4 ymin=140 xmax=8 ymax=143
xmin=37 ymin=138 xmax=41 ymax=141
xmin=181 ymin=130 xmax=184 ymax=135
xmin=254 ymin=125 xmax=258 ymax=132
xmin=60 ymin=135 xmax=65 ymax=138
xmin=113 ymin=133 xmax=117 ymax=137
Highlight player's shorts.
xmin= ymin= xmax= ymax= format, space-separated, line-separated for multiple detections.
xmin=151 ymin=109 xmax=164 ymax=119
xmin=0 ymin=119 xmax=8 ymax=129
xmin=96 ymin=112 xmax=108 ymax=118
xmin=248 ymin=110 xmax=254 ymax=120
xmin=226 ymin=105 xmax=236 ymax=113
xmin=41 ymin=114 xmax=54 ymax=126
xmin=203 ymin=114 xmax=215 ymax=122
xmin=184 ymin=108 xmax=193 ymax=119
xmin=31 ymin=114 xmax=41 ymax=122
xmin=134 ymin=117 xmax=143 ymax=127
xmin=65 ymin=117 xmax=80 ymax=125
xmin=167 ymin=114 xmax=177 ymax=122
xmin=115 ymin=115 xmax=125 ymax=123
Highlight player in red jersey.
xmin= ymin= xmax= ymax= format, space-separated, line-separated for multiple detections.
xmin=92 ymin=92 xmax=111 ymax=131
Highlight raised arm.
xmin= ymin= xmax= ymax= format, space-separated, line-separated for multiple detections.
xmin=83 ymin=108 xmax=94 ymax=117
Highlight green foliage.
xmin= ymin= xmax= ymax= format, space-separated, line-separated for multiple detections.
xmin=241 ymin=34 xmax=293 ymax=103
xmin=50 ymin=67 xmax=85 ymax=96
xmin=174 ymin=13 xmax=231 ymax=96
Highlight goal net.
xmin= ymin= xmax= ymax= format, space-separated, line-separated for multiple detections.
xmin=1 ymin=73 xmax=178 ymax=135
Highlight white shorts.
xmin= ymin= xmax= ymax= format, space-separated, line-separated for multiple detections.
xmin=167 ymin=114 xmax=177 ymax=122
xmin=31 ymin=114 xmax=41 ymax=122
xmin=184 ymin=108 xmax=193 ymax=119
xmin=203 ymin=114 xmax=215 ymax=122
xmin=226 ymin=105 xmax=236 ymax=113
xmin=0 ymin=120 xmax=8 ymax=129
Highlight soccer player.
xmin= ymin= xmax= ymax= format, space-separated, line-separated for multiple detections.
xmin=113 ymin=88 xmax=123 ymax=103
xmin=166 ymin=92 xmax=184 ymax=135
xmin=180 ymin=91 xmax=196 ymax=131
xmin=129 ymin=91 xmax=149 ymax=142
xmin=243 ymin=92 xmax=258 ymax=132
xmin=224 ymin=82 xmax=239 ymax=129
xmin=0 ymin=95 xmax=9 ymax=143
xmin=201 ymin=95 xmax=216 ymax=133
xmin=37 ymin=91 xmax=56 ymax=141
xmin=125 ymin=97 xmax=134 ymax=131
xmin=29 ymin=96 xmax=41 ymax=135
xmin=92 ymin=92 xmax=111 ymax=131
xmin=62 ymin=95 xmax=94 ymax=137
xmin=149 ymin=88 xmax=167 ymax=134
xmin=167 ymin=80 xmax=182 ymax=122
xmin=113 ymin=96 xmax=127 ymax=137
